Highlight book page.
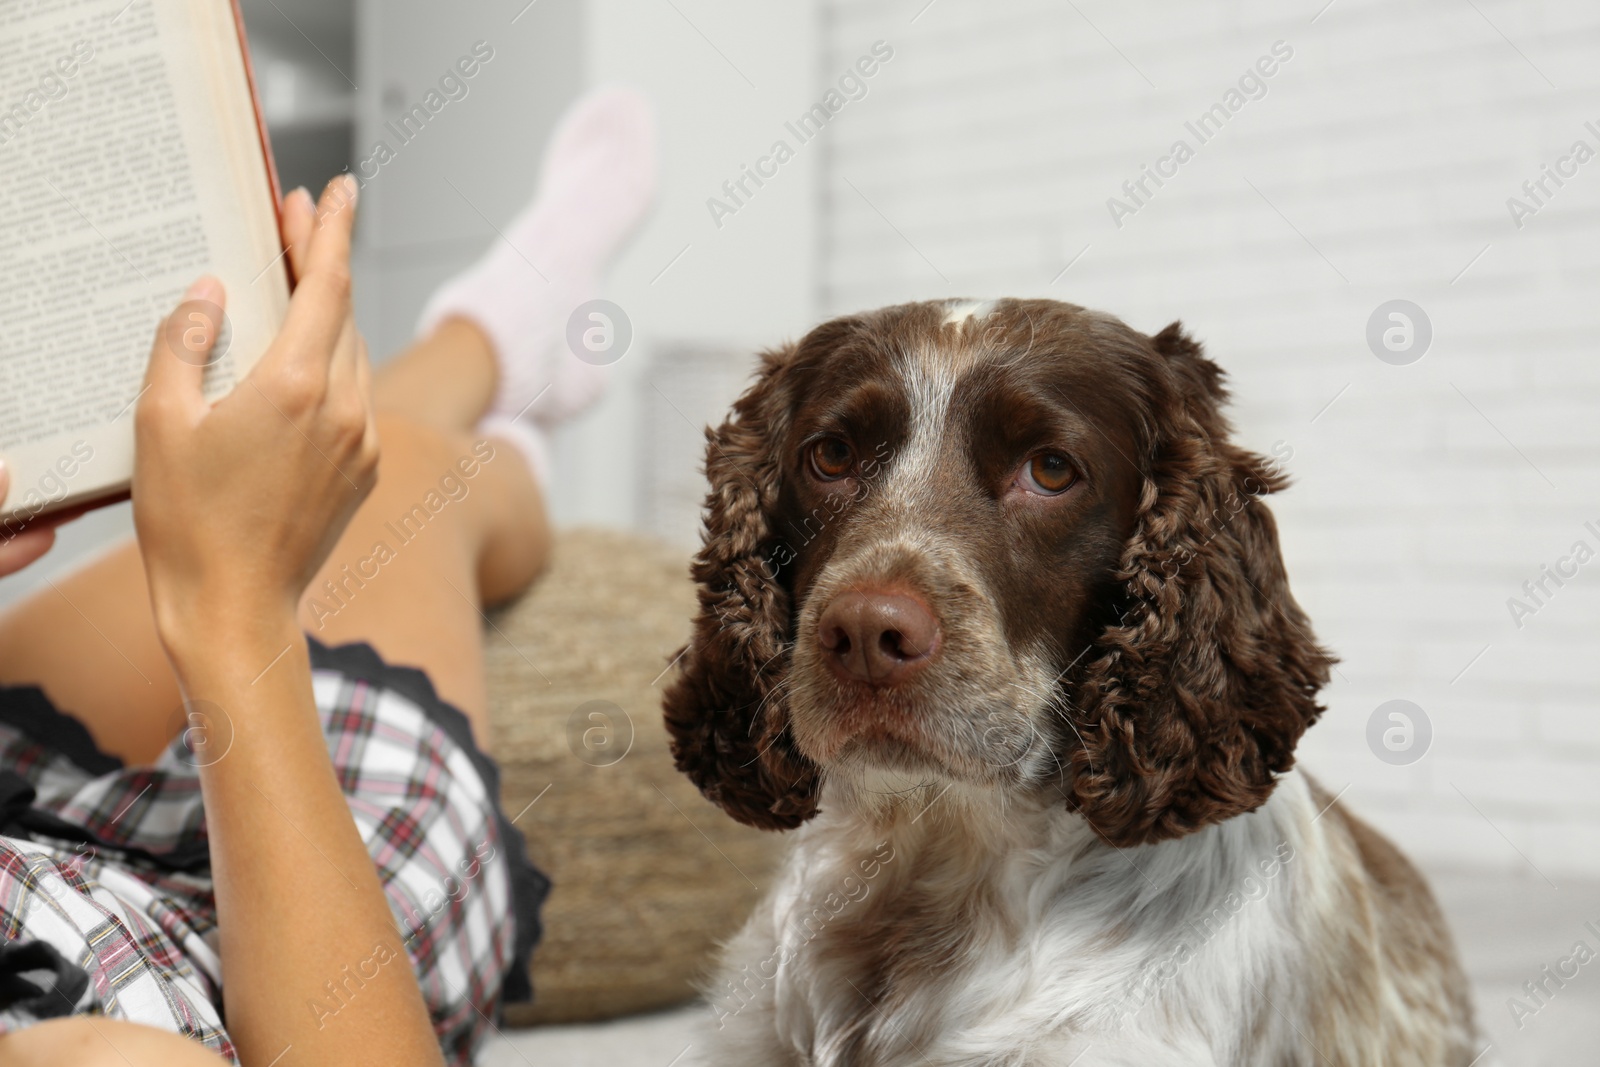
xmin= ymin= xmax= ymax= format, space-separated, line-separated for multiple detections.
xmin=0 ymin=0 xmax=289 ymax=522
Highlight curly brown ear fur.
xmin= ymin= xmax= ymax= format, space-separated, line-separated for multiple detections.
xmin=662 ymin=344 xmax=820 ymax=830
xmin=1066 ymin=322 xmax=1336 ymax=847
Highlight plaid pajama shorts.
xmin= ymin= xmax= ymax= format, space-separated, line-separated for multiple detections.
xmin=0 ymin=637 xmax=549 ymax=1065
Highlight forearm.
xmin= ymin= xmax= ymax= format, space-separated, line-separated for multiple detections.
xmin=166 ymin=615 xmax=442 ymax=1067
xmin=126 ymin=177 xmax=425 ymax=1063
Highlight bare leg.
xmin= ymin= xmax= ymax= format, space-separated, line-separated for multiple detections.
xmin=0 ymin=539 xmax=185 ymax=761
xmin=372 ymin=317 xmax=497 ymax=435
xmin=0 ymin=1017 xmax=231 ymax=1066
xmin=297 ymin=409 xmax=549 ymax=734
xmin=0 ymin=319 xmax=545 ymax=762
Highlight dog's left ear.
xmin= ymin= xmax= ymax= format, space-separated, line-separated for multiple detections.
xmin=662 ymin=342 xmax=821 ymax=831
xmin=1065 ymin=322 xmax=1336 ymax=847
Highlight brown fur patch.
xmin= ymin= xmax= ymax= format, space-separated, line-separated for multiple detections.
xmin=1306 ymin=779 xmax=1480 ymax=1065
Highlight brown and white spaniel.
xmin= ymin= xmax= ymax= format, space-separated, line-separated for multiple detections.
xmin=663 ymin=298 xmax=1479 ymax=1066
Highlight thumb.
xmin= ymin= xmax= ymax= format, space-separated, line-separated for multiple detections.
xmin=0 ymin=460 xmax=56 ymax=577
xmin=142 ymin=276 xmax=227 ymax=415
xmin=0 ymin=525 xmax=56 ymax=577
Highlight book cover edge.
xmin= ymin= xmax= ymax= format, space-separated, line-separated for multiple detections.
xmin=0 ymin=2 xmax=289 ymax=527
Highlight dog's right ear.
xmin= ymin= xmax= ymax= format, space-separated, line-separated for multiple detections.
xmin=662 ymin=343 xmax=821 ymax=830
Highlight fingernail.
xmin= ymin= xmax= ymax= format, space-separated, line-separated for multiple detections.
xmin=340 ymin=173 xmax=359 ymax=204
xmin=185 ymin=276 xmax=222 ymax=303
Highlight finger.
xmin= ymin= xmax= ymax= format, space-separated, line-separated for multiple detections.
xmin=353 ymin=331 xmax=373 ymax=404
xmin=327 ymin=307 xmax=362 ymax=389
xmin=335 ymin=329 xmax=378 ymax=486
xmin=281 ymin=187 xmax=316 ymax=283
xmin=305 ymin=174 xmax=358 ymax=286
xmin=324 ymin=323 xmax=372 ymax=448
xmin=141 ymin=276 xmax=227 ymax=421
xmin=272 ymin=176 xmax=359 ymax=372
xmin=0 ymin=526 xmax=56 ymax=578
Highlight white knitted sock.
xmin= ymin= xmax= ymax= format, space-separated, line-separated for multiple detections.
xmin=417 ymin=85 xmax=657 ymax=478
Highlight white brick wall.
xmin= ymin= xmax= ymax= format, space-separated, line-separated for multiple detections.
xmin=816 ymin=0 xmax=1600 ymax=876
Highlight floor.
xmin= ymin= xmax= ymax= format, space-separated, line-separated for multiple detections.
xmin=481 ymin=868 xmax=1600 ymax=1067
xmin=1432 ymin=868 xmax=1600 ymax=1067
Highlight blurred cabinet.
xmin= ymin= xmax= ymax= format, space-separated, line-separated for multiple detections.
xmin=351 ymin=0 xmax=584 ymax=357
xmin=238 ymin=0 xmax=357 ymax=197
xmin=231 ymin=0 xmax=820 ymax=531
xmin=240 ymin=0 xmax=585 ymax=359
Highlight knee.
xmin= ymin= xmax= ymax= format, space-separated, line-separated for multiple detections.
xmin=0 ymin=1018 xmax=229 ymax=1067
xmin=368 ymin=413 xmax=550 ymax=601
xmin=372 ymin=413 xmax=462 ymax=474
xmin=370 ymin=415 xmax=502 ymax=512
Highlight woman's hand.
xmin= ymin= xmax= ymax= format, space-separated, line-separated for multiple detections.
xmin=0 ymin=469 xmax=65 ymax=577
xmin=0 ymin=476 xmax=95 ymax=578
xmin=133 ymin=178 xmax=377 ymax=654
xmin=129 ymin=178 xmax=443 ymax=1067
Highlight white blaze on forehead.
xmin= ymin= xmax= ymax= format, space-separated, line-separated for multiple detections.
xmin=874 ymin=307 xmax=1014 ymax=512
xmin=881 ymin=341 xmax=968 ymax=510
xmin=941 ymin=299 xmax=996 ymax=327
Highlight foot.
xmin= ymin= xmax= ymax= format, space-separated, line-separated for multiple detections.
xmin=417 ymin=85 xmax=658 ymax=475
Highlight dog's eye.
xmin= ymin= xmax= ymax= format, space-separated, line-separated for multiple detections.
xmin=809 ymin=437 xmax=855 ymax=481
xmin=1021 ymin=452 xmax=1077 ymax=495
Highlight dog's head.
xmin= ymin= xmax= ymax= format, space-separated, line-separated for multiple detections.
xmin=662 ymin=299 xmax=1334 ymax=847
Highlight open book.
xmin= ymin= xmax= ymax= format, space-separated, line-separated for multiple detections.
xmin=0 ymin=0 xmax=288 ymax=523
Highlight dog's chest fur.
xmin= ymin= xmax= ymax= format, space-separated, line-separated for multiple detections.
xmin=706 ymin=775 xmax=1348 ymax=1067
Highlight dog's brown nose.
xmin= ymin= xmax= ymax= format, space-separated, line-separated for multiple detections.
xmin=817 ymin=590 xmax=941 ymax=686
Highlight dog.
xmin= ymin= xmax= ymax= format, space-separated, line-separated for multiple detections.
xmin=663 ymin=298 xmax=1478 ymax=1066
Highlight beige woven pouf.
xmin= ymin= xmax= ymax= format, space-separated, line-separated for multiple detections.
xmin=484 ymin=527 xmax=787 ymax=1025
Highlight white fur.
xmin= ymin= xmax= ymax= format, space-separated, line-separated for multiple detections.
xmin=941 ymin=299 xmax=996 ymax=326
xmin=891 ymin=346 xmax=960 ymax=502
xmin=700 ymin=772 xmax=1338 ymax=1066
